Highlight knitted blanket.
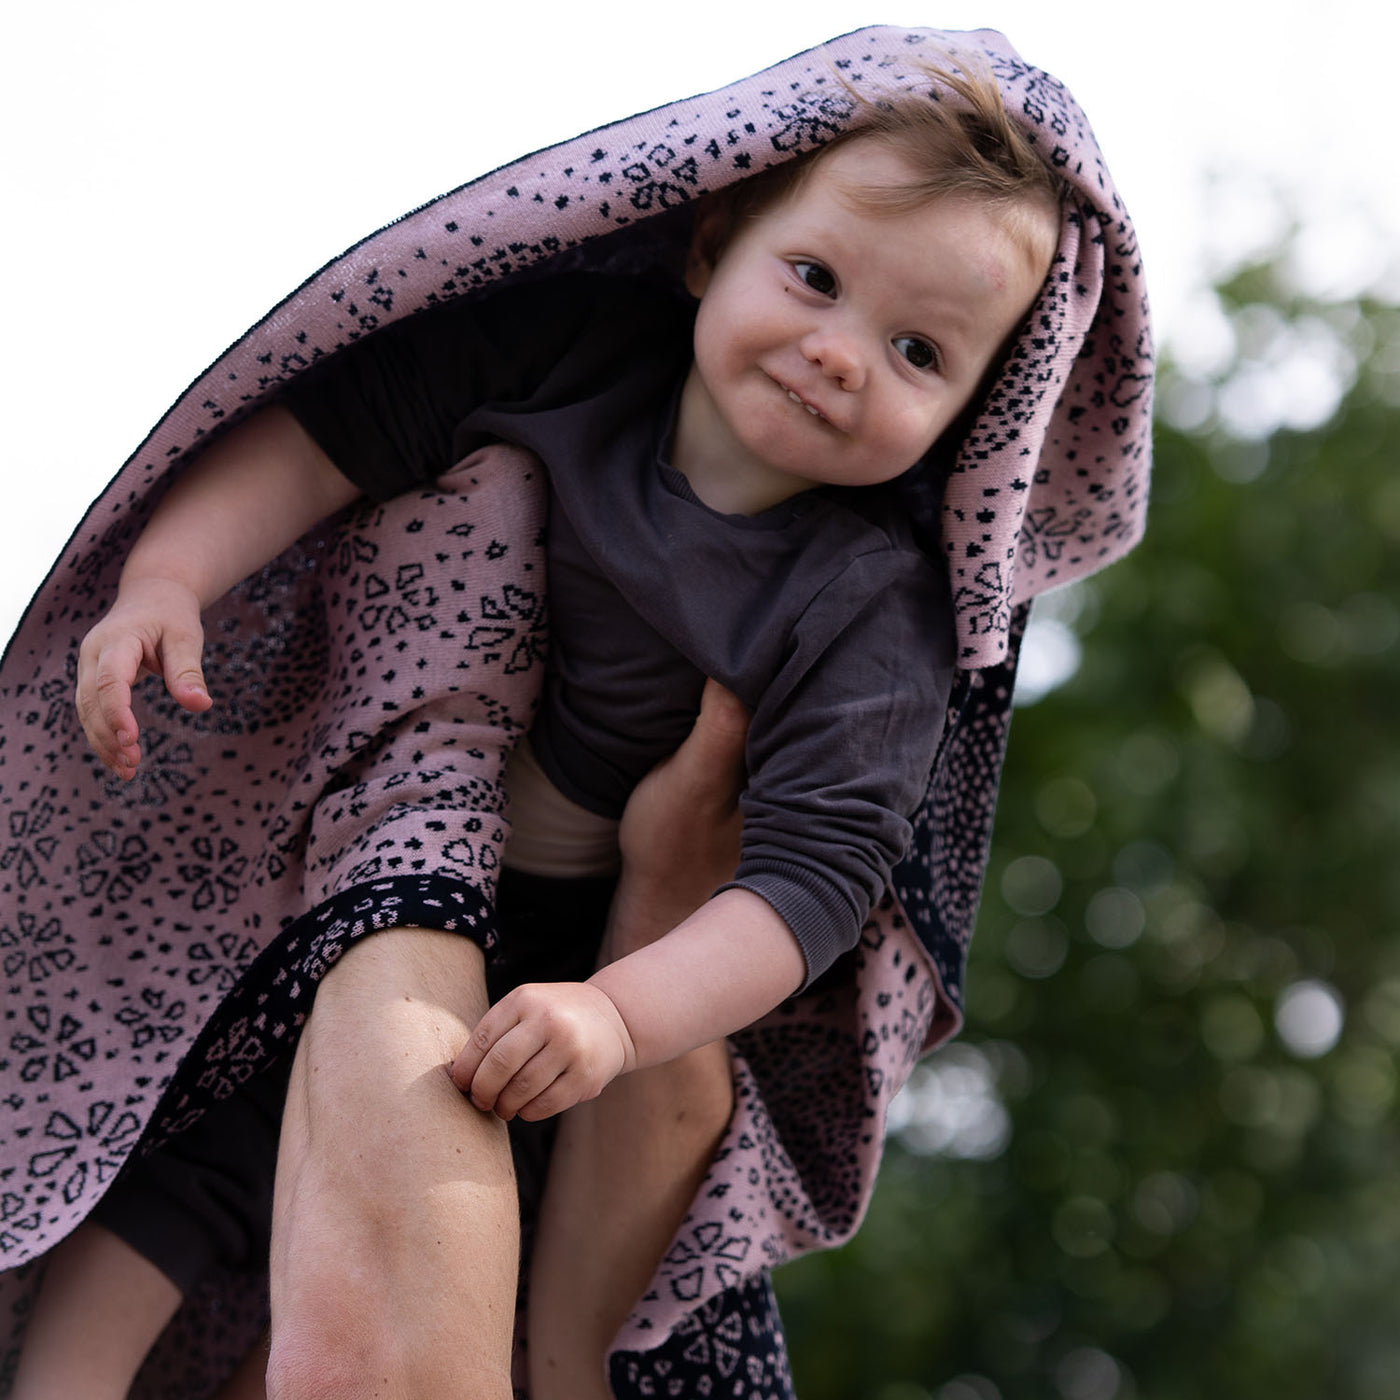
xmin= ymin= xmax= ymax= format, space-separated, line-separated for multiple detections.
xmin=0 ymin=24 xmax=1151 ymax=1397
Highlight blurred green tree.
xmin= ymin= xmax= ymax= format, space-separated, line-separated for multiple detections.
xmin=775 ymin=248 xmax=1400 ymax=1400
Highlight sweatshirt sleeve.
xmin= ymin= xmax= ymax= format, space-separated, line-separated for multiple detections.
xmin=280 ymin=275 xmax=642 ymax=499
xmin=722 ymin=550 xmax=956 ymax=986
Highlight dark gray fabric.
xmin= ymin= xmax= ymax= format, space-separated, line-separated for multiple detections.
xmin=284 ymin=273 xmax=955 ymax=982
xmin=90 ymin=1058 xmax=289 ymax=1294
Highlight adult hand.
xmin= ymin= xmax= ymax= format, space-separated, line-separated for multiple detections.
xmin=609 ymin=678 xmax=749 ymax=940
xmin=524 ymin=680 xmax=752 ymax=1400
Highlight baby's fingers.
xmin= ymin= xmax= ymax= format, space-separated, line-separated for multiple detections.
xmin=483 ymin=1042 xmax=581 ymax=1122
xmin=449 ymin=1008 xmax=502 ymax=1094
xmin=155 ymin=618 xmax=212 ymax=715
xmin=451 ymin=1004 xmax=541 ymax=1113
xmin=508 ymin=1071 xmax=589 ymax=1123
xmin=76 ymin=633 xmax=147 ymax=778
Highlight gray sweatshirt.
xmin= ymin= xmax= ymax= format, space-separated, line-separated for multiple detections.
xmin=284 ymin=274 xmax=954 ymax=982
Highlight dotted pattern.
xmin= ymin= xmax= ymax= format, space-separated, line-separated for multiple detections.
xmin=0 ymin=24 xmax=1150 ymax=1396
xmin=1 ymin=447 xmax=547 ymax=1386
xmin=610 ymin=1272 xmax=795 ymax=1400
xmin=36 ymin=28 xmax=1148 ymax=672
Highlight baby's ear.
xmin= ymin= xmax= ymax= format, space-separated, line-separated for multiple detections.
xmin=684 ymin=196 xmax=732 ymax=298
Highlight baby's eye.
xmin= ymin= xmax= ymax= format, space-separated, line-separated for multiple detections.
xmin=894 ymin=336 xmax=938 ymax=371
xmin=793 ymin=261 xmax=837 ymax=297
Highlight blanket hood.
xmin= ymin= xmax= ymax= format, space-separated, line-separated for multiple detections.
xmin=29 ymin=23 xmax=1150 ymax=676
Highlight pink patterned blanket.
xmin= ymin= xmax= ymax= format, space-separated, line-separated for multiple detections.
xmin=0 ymin=24 xmax=1151 ymax=1396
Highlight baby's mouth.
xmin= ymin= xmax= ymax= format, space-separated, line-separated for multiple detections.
xmin=776 ymin=380 xmax=831 ymax=426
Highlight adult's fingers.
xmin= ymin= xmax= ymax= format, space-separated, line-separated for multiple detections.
xmin=616 ymin=679 xmax=749 ymax=892
xmin=680 ymin=678 xmax=750 ymax=805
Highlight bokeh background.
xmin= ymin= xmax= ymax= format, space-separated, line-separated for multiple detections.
xmin=779 ymin=250 xmax=1400 ymax=1400
xmin=4 ymin=4 xmax=1396 ymax=1397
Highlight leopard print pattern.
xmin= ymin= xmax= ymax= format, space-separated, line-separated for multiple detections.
xmin=1 ymin=24 xmax=1149 ymax=1395
xmin=39 ymin=27 xmax=1146 ymax=670
xmin=1 ymin=446 xmax=547 ymax=1386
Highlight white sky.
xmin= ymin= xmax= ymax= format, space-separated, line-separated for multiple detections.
xmin=1 ymin=0 xmax=1392 ymax=643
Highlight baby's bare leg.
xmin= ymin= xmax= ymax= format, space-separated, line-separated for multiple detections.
xmin=528 ymin=683 xmax=748 ymax=1399
xmin=266 ymin=927 xmax=518 ymax=1400
xmin=9 ymin=1221 xmax=182 ymax=1400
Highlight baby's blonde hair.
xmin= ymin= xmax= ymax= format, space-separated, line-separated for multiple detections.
xmin=697 ymin=64 xmax=1065 ymax=274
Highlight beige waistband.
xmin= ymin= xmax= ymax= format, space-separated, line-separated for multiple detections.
xmin=502 ymin=735 xmax=621 ymax=879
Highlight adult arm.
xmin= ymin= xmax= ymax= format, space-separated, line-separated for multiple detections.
xmin=527 ymin=679 xmax=753 ymax=1400
xmin=266 ymin=683 xmax=756 ymax=1400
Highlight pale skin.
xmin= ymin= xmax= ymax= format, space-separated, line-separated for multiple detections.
xmin=458 ymin=141 xmax=1058 ymax=1115
xmin=263 ymin=684 xmax=752 ymax=1400
xmin=527 ymin=679 xmax=748 ymax=1399
xmin=12 ymin=683 xmax=748 ymax=1400
xmin=54 ymin=134 xmax=1057 ymax=1395
xmin=8 ymin=1224 xmax=267 ymax=1400
xmin=74 ymin=398 xmax=807 ymax=1112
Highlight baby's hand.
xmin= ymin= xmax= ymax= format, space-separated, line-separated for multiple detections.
xmin=76 ymin=576 xmax=213 ymax=780
xmin=451 ymin=981 xmax=637 ymax=1122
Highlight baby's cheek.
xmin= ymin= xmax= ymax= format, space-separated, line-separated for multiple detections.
xmin=897 ymin=403 xmax=952 ymax=461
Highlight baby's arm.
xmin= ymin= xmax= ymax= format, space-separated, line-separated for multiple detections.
xmin=77 ymin=405 xmax=360 ymax=778
xmin=452 ymin=886 xmax=804 ymax=1121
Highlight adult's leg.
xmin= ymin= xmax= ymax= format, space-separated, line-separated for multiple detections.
xmin=527 ymin=683 xmax=748 ymax=1400
xmin=14 ymin=1049 xmax=290 ymax=1400
xmin=266 ymin=927 xmax=518 ymax=1400
xmin=213 ymin=1328 xmax=272 ymax=1400
xmin=8 ymin=1222 xmax=182 ymax=1400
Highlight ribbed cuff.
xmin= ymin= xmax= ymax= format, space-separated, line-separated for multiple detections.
xmin=717 ymin=862 xmax=863 ymax=989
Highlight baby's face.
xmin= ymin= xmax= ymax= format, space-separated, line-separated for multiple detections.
xmin=677 ymin=139 xmax=1054 ymax=512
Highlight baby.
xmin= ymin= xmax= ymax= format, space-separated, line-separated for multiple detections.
xmin=22 ymin=63 xmax=1066 ymax=1400
xmin=75 ymin=68 xmax=1062 ymax=1124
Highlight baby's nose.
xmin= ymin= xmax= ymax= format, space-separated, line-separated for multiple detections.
xmin=800 ymin=328 xmax=864 ymax=389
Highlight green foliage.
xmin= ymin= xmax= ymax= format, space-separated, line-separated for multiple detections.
xmin=775 ymin=264 xmax=1400 ymax=1399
